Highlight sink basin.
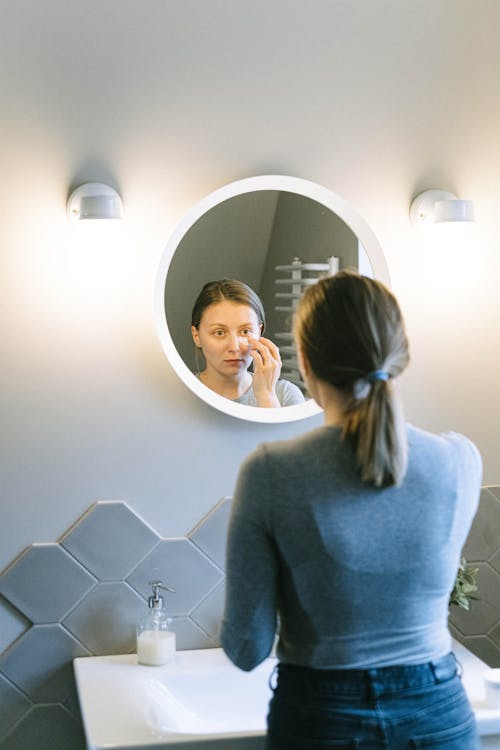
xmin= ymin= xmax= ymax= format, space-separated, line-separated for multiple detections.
xmin=74 ymin=642 xmax=500 ymax=750
xmin=453 ymin=641 xmax=500 ymax=740
xmin=73 ymin=647 xmax=275 ymax=749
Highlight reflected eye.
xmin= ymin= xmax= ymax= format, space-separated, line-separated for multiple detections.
xmin=241 ymin=328 xmax=255 ymax=336
xmin=213 ymin=330 xmax=226 ymax=337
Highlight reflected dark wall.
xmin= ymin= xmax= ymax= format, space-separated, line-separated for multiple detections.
xmin=164 ymin=190 xmax=362 ymax=373
xmin=259 ymin=192 xmax=359 ymax=347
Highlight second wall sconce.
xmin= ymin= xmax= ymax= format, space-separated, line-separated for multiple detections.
xmin=409 ymin=189 xmax=474 ymax=228
xmin=67 ymin=182 xmax=123 ymax=221
xmin=409 ymin=188 xmax=483 ymax=290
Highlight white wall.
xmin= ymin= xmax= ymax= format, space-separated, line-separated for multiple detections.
xmin=1 ymin=0 xmax=500 ymax=573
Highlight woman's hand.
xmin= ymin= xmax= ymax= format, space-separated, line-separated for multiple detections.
xmin=248 ymin=336 xmax=282 ymax=407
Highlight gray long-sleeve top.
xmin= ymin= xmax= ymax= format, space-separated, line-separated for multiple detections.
xmin=220 ymin=424 xmax=482 ymax=672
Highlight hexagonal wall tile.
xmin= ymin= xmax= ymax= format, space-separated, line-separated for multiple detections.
xmin=1 ymin=704 xmax=86 ymax=750
xmin=463 ymin=489 xmax=500 ymax=561
xmin=0 ymin=595 xmax=31 ymax=654
xmin=0 ymin=544 xmax=96 ymax=623
xmin=488 ymin=545 xmax=500 ymax=575
xmin=191 ymin=580 xmax=225 ymax=642
xmin=0 ymin=673 xmax=31 ymax=741
xmin=169 ymin=616 xmax=217 ymax=650
xmin=189 ymin=497 xmax=231 ymax=571
xmin=63 ymin=581 xmax=146 ymax=655
xmin=63 ymin=676 xmax=83 ymax=722
xmin=462 ymin=635 xmax=500 ymax=668
xmin=0 ymin=624 xmax=90 ymax=702
xmin=487 ymin=618 xmax=500 ymax=654
xmin=127 ymin=538 xmax=223 ymax=616
xmin=60 ymin=501 xmax=160 ymax=581
xmin=449 ymin=622 xmax=464 ymax=644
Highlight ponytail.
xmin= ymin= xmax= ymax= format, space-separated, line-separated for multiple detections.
xmin=342 ymin=376 xmax=407 ymax=487
xmin=295 ymin=271 xmax=410 ymax=487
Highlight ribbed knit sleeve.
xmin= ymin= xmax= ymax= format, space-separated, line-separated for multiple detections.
xmin=220 ymin=446 xmax=278 ymax=671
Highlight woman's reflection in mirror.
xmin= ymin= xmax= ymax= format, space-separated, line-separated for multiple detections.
xmin=190 ymin=279 xmax=304 ymax=407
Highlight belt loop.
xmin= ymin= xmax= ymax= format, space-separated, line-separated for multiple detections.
xmin=431 ymin=653 xmax=458 ymax=683
xmin=269 ymin=663 xmax=279 ymax=692
xmin=365 ymin=668 xmax=384 ymax=699
xmin=452 ymin=651 xmax=463 ymax=678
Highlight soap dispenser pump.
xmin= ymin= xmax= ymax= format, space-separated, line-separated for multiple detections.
xmin=137 ymin=580 xmax=176 ymax=666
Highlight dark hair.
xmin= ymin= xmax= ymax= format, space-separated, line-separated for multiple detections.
xmin=191 ymin=279 xmax=266 ymax=331
xmin=294 ymin=271 xmax=410 ymax=487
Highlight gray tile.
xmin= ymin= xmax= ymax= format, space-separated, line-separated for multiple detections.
xmin=127 ymin=538 xmax=223 ymax=616
xmin=488 ymin=486 xmax=500 ymax=500
xmin=461 ymin=635 xmax=500 ymax=668
xmin=170 ymin=616 xmax=218 ymax=650
xmin=191 ymin=580 xmax=225 ymax=642
xmin=0 ymin=624 xmax=90 ymax=702
xmin=448 ymin=562 xmax=500 ymax=637
xmin=448 ymin=622 xmax=464 ymax=644
xmin=60 ymin=501 xmax=160 ymax=581
xmin=0 ymin=544 xmax=96 ymax=623
xmin=189 ymin=497 xmax=231 ymax=571
xmin=0 ymin=596 xmax=31 ymax=654
xmin=63 ymin=581 xmax=146 ymax=655
xmin=1 ymin=704 xmax=86 ymax=750
xmin=0 ymin=673 xmax=31 ymax=741
xmin=63 ymin=677 xmax=83 ymax=722
xmin=488 ymin=546 xmax=500 ymax=575
xmin=488 ymin=617 xmax=500 ymax=650
xmin=463 ymin=489 xmax=500 ymax=562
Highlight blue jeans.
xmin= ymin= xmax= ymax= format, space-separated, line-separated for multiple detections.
xmin=265 ymin=652 xmax=479 ymax=749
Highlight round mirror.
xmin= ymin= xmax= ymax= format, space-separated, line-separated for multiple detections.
xmin=154 ymin=175 xmax=390 ymax=423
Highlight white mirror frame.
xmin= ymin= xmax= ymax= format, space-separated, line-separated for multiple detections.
xmin=154 ymin=175 xmax=390 ymax=423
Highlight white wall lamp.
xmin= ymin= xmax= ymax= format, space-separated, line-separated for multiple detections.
xmin=67 ymin=182 xmax=123 ymax=221
xmin=409 ymin=189 xmax=474 ymax=228
xmin=409 ymin=188 xmax=482 ymax=290
xmin=64 ymin=182 xmax=127 ymax=306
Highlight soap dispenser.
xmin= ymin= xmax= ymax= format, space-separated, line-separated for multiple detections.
xmin=137 ymin=580 xmax=176 ymax=666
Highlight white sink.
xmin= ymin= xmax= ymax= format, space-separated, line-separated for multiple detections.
xmin=74 ymin=643 xmax=500 ymax=750
xmin=453 ymin=641 xmax=500 ymax=745
xmin=73 ymin=647 xmax=275 ymax=749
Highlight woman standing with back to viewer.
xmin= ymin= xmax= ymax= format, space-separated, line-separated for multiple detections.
xmin=221 ymin=271 xmax=482 ymax=749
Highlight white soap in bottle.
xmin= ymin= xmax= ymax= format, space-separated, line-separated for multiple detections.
xmin=137 ymin=580 xmax=176 ymax=666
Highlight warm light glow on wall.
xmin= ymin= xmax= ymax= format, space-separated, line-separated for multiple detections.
xmin=420 ymin=220 xmax=484 ymax=290
xmin=409 ymin=189 xmax=485 ymax=293
xmin=23 ymin=182 xmax=136 ymax=333
xmin=35 ymin=214 xmax=137 ymax=335
xmin=65 ymin=219 xmax=129 ymax=296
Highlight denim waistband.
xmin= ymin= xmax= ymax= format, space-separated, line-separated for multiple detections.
xmin=276 ymin=652 xmax=459 ymax=698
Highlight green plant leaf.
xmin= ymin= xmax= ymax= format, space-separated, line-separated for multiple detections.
xmin=449 ymin=557 xmax=479 ymax=611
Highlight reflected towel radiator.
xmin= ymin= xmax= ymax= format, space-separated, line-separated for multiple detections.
xmin=274 ymin=256 xmax=339 ymax=390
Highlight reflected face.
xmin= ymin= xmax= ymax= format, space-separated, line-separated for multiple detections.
xmin=191 ymin=301 xmax=262 ymax=378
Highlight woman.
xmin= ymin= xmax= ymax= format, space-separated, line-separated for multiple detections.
xmin=191 ymin=278 xmax=304 ymax=407
xmin=221 ymin=271 xmax=482 ymax=749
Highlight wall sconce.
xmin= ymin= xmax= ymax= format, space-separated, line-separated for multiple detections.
xmin=409 ymin=189 xmax=474 ymax=228
xmin=409 ymin=188 xmax=483 ymax=291
xmin=67 ymin=182 xmax=123 ymax=221
xmin=63 ymin=181 xmax=127 ymax=311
